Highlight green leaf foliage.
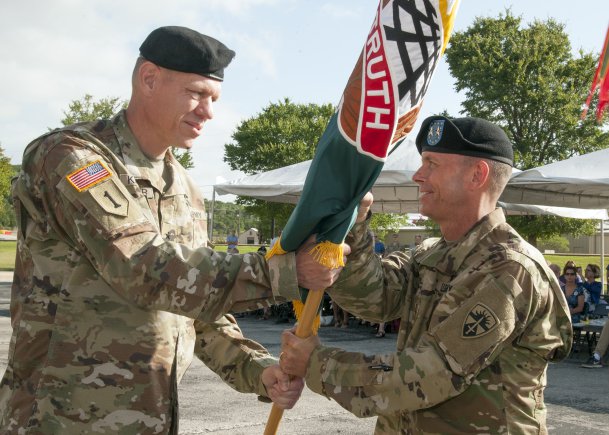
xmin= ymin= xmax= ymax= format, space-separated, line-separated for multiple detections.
xmin=370 ymin=213 xmax=411 ymax=239
xmin=445 ymin=11 xmax=609 ymax=245
xmin=205 ymin=199 xmax=260 ymax=243
xmin=60 ymin=94 xmax=127 ymax=126
xmin=223 ymin=99 xmax=334 ymax=238
xmin=0 ymin=146 xmax=17 ymax=228
xmin=506 ymin=215 xmax=596 ymax=247
xmin=224 ymin=98 xmax=335 ymax=174
xmin=171 ymin=148 xmax=194 ymax=169
xmin=446 ymin=11 xmax=609 ymax=169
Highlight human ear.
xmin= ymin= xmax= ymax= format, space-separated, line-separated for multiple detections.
xmin=139 ymin=62 xmax=160 ymax=95
xmin=471 ymin=160 xmax=490 ymax=188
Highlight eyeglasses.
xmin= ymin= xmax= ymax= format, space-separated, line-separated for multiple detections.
xmin=565 ymin=272 xmax=576 ymax=276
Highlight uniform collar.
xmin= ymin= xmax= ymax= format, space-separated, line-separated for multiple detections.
xmin=418 ymin=208 xmax=506 ymax=275
xmin=112 ymin=110 xmax=184 ymax=194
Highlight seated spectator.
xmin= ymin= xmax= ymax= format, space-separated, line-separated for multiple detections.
xmin=583 ymin=264 xmax=603 ymax=308
xmin=561 ymin=265 xmax=589 ymax=323
xmin=582 ymin=318 xmax=609 ymax=368
xmin=559 ymin=260 xmax=583 ymax=285
xmin=548 ymin=263 xmax=561 ymax=282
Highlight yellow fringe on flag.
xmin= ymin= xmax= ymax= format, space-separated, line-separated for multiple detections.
xmin=265 ymin=236 xmax=287 ymax=261
xmin=265 ymin=238 xmax=342 ymax=335
xmin=308 ymin=241 xmax=345 ymax=269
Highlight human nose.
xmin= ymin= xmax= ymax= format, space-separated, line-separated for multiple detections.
xmin=412 ymin=166 xmax=425 ymax=184
xmin=195 ymin=98 xmax=214 ymax=120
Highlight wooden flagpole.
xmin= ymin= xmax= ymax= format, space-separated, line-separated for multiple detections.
xmin=263 ymin=289 xmax=324 ymax=435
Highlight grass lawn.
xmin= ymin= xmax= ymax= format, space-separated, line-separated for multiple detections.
xmin=544 ymin=253 xmax=606 ymax=269
xmin=0 ymin=241 xmax=16 ymax=271
xmin=0 ymin=239 xmax=604 ymax=271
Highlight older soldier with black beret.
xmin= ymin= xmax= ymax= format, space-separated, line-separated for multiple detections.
xmin=0 ymin=26 xmax=344 ymax=433
xmin=280 ymin=116 xmax=573 ymax=434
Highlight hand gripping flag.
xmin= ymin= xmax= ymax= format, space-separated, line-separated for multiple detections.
xmin=265 ymin=1 xmax=460 ymax=432
xmin=582 ymin=24 xmax=609 ymax=122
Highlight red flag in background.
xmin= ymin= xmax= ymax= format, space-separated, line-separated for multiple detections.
xmin=582 ymin=24 xmax=609 ymax=121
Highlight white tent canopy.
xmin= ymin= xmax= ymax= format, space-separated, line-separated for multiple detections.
xmin=215 ymin=142 xmax=608 ymax=219
xmin=500 ymin=147 xmax=609 ymax=209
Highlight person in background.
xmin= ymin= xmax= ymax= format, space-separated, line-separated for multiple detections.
xmin=561 ymin=265 xmax=589 ymax=323
xmin=548 ymin=263 xmax=562 ymax=282
xmin=0 ymin=26 xmax=344 ymax=433
xmin=559 ymin=260 xmax=583 ymax=285
xmin=332 ymin=299 xmax=350 ymax=329
xmin=373 ymin=234 xmax=386 ymax=258
xmin=227 ymin=231 xmax=239 ymax=254
xmin=583 ymin=264 xmax=602 ymax=308
xmin=413 ymin=234 xmax=422 ymax=249
xmin=582 ymin=319 xmax=609 ymax=368
xmin=281 ymin=115 xmax=572 ymax=433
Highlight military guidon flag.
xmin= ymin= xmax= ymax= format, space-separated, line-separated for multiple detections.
xmin=265 ymin=1 xmax=461 ymax=432
xmin=582 ymin=24 xmax=609 ymax=122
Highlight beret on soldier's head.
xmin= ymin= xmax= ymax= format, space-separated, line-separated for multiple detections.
xmin=415 ymin=116 xmax=514 ymax=166
xmin=139 ymin=26 xmax=235 ymax=81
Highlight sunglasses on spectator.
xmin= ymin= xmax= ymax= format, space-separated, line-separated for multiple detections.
xmin=565 ymin=272 xmax=576 ymax=276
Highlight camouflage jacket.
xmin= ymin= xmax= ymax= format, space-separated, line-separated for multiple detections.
xmin=306 ymin=209 xmax=572 ymax=434
xmin=0 ymin=111 xmax=299 ymax=434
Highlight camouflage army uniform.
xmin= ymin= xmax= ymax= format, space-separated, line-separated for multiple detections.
xmin=305 ymin=209 xmax=572 ymax=434
xmin=0 ymin=111 xmax=300 ymax=434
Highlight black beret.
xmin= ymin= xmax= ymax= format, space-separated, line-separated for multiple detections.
xmin=415 ymin=116 xmax=513 ymax=166
xmin=140 ymin=26 xmax=235 ymax=81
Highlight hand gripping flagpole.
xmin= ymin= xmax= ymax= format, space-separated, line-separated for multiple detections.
xmin=264 ymin=288 xmax=325 ymax=435
xmin=263 ymin=1 xmax=460 ymax=433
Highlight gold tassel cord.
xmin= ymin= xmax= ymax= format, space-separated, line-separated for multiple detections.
xmin=265 ymin=239 xmax=343 ymax=336
xmin=265 ymin=237 xmax=287 ymax=260
xmin=308 ymin=241 xmax=345 ymax=269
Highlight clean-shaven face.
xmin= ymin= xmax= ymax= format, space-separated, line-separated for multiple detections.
xmin=150 ymin=68 xmax=222 ymax=149
xmin=412 ymin=151 xmax=471 ymax=222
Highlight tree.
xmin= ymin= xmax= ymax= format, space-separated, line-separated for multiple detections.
xmin=60 ymin=95 xmax=194 ymax=169
xmin=445 ymin=11 xmax=609 ymax=245
xmin=369 ymin=213 xmax=410 ymax=239
xmin=60 ymin=94 xmax=126 ymax=126
xmin=224 ymin=99 xmax=334 ymax=238
xmin=0 ymin=145 xmax=17 ymax=228
xmin=224 ymin=98 xmax=416 ymax=239
xmin=204 ymin=199 xmax=257 ymax=243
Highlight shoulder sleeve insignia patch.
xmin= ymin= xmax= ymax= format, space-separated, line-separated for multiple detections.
xmin=462 ymin=303 xmax=499 ymax=338
xmin=66 ymin=160 xmax=112 ymax=192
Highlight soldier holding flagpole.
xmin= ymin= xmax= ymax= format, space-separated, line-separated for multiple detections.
xmin=280 ymin=116 xmax=573 ymax=434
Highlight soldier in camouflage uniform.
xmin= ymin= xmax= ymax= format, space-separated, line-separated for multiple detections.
xmin=281 ymin=116 xmax=573 ymax=434
xmin=0 ymin=26 xmax=343 ymax=434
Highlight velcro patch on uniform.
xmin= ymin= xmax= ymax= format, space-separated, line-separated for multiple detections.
xmin=66 ymin=160 xmax=112 ymax=192
xmin=462 ymin=303 xmax=498 ymax=338
xmin=430 ymin=274 xmax=518 ymax=376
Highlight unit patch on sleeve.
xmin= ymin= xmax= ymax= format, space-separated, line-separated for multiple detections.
xmin=67 ymin=160 xmax=112 ymax=192
xmin=462 ymin=303 xmax=499 ymax=338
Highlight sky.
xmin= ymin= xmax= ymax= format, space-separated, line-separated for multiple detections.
xmin=0 ymin=0 xmax=607 ymax=201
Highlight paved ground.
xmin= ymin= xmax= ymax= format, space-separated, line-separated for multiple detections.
xmin=0 ymin=271 xmax=608 ymax=434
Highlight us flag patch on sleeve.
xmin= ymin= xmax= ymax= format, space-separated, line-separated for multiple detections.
xmin=67 ymin=160 xmax=112 ymax=192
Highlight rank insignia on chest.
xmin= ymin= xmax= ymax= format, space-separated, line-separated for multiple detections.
xmin=67 ymin=160 xmax=112 ymax=192
xmin=462 ymin=303 xmax=498 ymax=338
